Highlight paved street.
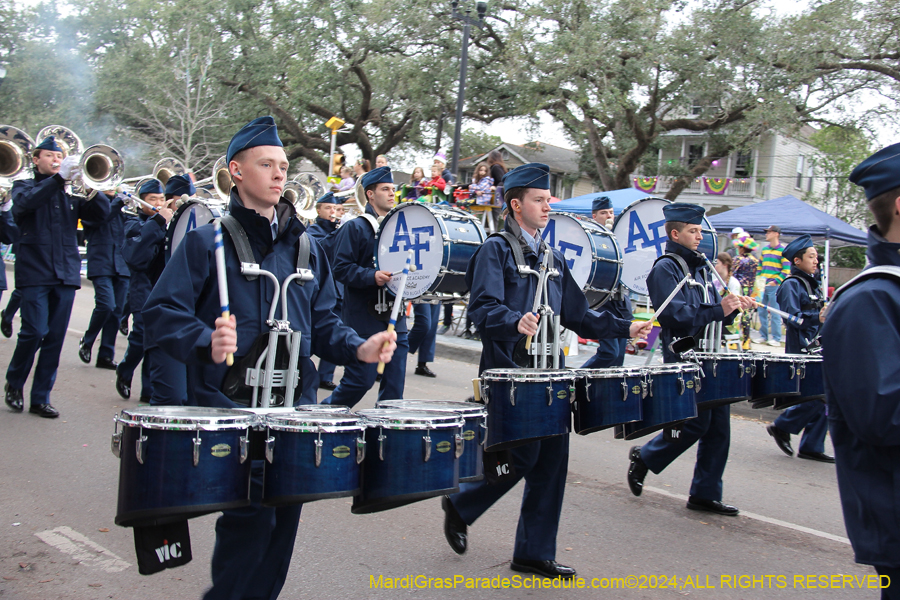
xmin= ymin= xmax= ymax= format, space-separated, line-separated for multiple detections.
xmin=0 ymin=281 xmax=876 ymax=599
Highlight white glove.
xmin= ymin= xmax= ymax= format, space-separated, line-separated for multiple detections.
xmin=0 ymin=199 xmax=12 ymax=213
xmin=58 ymin=156 xmax=80 ymax=180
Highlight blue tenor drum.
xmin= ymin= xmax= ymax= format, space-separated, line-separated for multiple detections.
xmin=480 ymin=369 xmax=576 ymax=452
xmin=112 ymin=407 xmax=253 ymax=527
xmin=375 ymin=203 xmax=486 ymax=301
xmin=261 ymin=413 xmax=366 ymax=507
xmin=690 ymin=352 xmax=754 ymax=410
xmin=613 ymin=363 xmax=701 ymax=440
xmin=352 ymin=409 xmax=464 ymax=514
xmin=376 ymin=399 xmax=486 ymax=483
xmin=749 ymin=354 xmax=801 ymax=408
xmin=773 ymin=355 xmax=824 ymax=410
xmin=573 ymin=367 xmax=644 ymax=435
xmin=542 ymin=213 xmax=622 ymax=308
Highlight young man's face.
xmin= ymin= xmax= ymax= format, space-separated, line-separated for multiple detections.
xmin=672 ymin=223 xmax=704 ymax=251
xmin=512 ymin=188 xmax=552 ymax=234
xmin=316 ymin=202 xmax=337 ymax=221
xmin=335 ymin=204 xmax=345 ymax=218
xmin=33 ymin=150 xmax=63 ymax=176
xmin=367 ymin=182 xmax=396 ymax=216
xmin=140 ymin=193 xmax=167 ymax=215
xmin=592 ymin=208 xmax=614 ymax=225
xmin=794 ymin=247 xmax=818 ymax=275
xmin=765 ymin=230 xmax=779 ymax=244
xmin=230 ymin=146 xmax=288 ymax=211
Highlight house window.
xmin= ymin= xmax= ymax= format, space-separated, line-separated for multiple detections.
xmin=807 ymin=164 xmax=814 ymax=193
xmin=549 ymin=173 xmax=559 ymax=198
xmin=795 ymin=155 xmax=804 ymax=189
xmin=688 ymin=144 xmax=704 ymax=167
xmin=734 ymin=150 xmax=752 ymax=177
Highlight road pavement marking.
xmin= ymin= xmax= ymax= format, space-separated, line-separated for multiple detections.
xmin=645 ymin=486 xmax=851 ymax=545
xmin=35 ymin=526 xmax=131 ymax=573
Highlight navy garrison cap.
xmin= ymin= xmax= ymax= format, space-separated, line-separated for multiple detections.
xmin=138 ymin=179 xmax=164 ymax=196
xmin=35 ymin=136 xmax=64 ymax=153
xmin=226 ymin=116 xmax=283 ymax=164
xmin=592 ymin=196 xmax=612 ymax=212
xmin=165 ymin=174 xmax=196 ymax=197
xmin=849 ymin=143 xmax=900 ymax=200
xmin=316 ymin=192 xmax=336 ymax=205
xmin=662 ymin=202 xmax=705 ymax=224
xmin=782 ymin=234 xmax=814 ymax=262
xmin=503 ymin=163 xmax=550 ymax=198
xmin=361 ymin=166 xmax=393 ymax=189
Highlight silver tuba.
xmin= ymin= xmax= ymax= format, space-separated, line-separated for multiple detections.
xmin=0 ymin=125 xmax=35 ymax=190
xmin=194 ymin=155 xmax=232 ymax=202
xmin=122 ymin=157 xmax=186 ymax=188
xmin=288 ymin=174 xmax=324 ymax=222
xmin=334 ymin=178 xmax=366 ymax=216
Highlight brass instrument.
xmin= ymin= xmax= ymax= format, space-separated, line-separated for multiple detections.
xmin=35 ymin=125 xmax=124 ymax=194
xmin=122 ymin=157 xmax=187 ymax=188
xmin=287 ymin=174 xmax=325 ymax=222
xmin=0 ymin=125 xmax=35 ymax=189
xmin=334 ymin=178 xmax=366 ymax=215
xmin=194 ymin=155 xmax=232 ymax=202
xmin=35 ymin=125 xmax=81 ymax=158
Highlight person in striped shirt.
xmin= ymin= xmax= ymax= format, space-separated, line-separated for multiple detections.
xmin=758 ymin=225 xmax=791 ymax=346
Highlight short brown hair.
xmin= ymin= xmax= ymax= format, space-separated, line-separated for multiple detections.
xmin=869 ymin=186 xmax=900 ymax=235
xmin=504 ymin=186 xmax=526 ymax=203
xmin=716 ymin=252 xmax=733 ymax=275
xmin=665 ymin=221 xmax=688 ymax=238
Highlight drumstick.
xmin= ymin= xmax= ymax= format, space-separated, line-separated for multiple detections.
xmin=648 ymin=275 xmax=690 ymax=323
xmin=749 ymin=300 xmax=802 ymax=326
xmin=213 ymin=219 xmax=234 ymax=366
xmin=116 ymin=187 xmax=159 ymax=212
xmin=377 ymin=249 xmax=413 ymax=375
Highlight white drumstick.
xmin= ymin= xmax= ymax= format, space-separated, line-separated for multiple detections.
xmin=648 ymin=275 xmax=690 ymax=323
xmin=750 ymin=300 xmax=802 ymax=326
xmin=117 ymin=186 xmax=159 ymax=212
xmin=213 ymin=219 xmax=234 ymax=366
xmin=377 ymin=249 xmax=413 ymax=375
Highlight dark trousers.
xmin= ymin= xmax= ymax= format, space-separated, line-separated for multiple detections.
xmin=117 ymin=311 xmax=153 ymax=399
xmin=317 ymin=359 xmax=336 ymax=385
xmin=2 ymin=288 xmax=22 ymax=322
xmin=774 ymin=400 xmax=827 ymax=454
xmin=451 ymin=434 xmax=569 ymax=561
xmin=323 ymin=332 xmax=408 ymax=408
xmin=146 ymin=347 xmax=188 ymax=406
xmin=442 ymin=303 xmax=454 ymax=327
xmin=83 ymin=275 xmax=128 ymax=361
xmin=204 ymin=463 xmax=303 ymax=600
xmin=641 ymin=404 xmax=731 ymax=501
xmin=876 ymin=566 xmax=900 ymax=600
xmin=408 ymin=303 xmax=440 ymax=363
xmin=580 ymin=338 xmax=627 ymax=369
xmin=6 ymin=285 xmax=77 ymax=405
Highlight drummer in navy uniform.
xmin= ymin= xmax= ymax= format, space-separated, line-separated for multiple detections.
xmin=305 ymin=191 xmax=342 ymax=392
xmin=625 ymin=203 xmax=751 ymax=515
xmin=440 ymin=163 xmax=651 ymax=579
xmin=142 ymin=116 xmax=396 ymax=600
xmin=765 ymin=235 xmax=832 ymax=463
xmin=823 ymin=144 xmax=900 ymax=598
xmin=322 ymin=165 xmax=409 ymax=408
xmin=4 ymin=136 xmax=110 ymax=418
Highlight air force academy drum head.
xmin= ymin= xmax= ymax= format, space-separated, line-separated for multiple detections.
xmin=612 ymin=197 xmax=718 ymax=296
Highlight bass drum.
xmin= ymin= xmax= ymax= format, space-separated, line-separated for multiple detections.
xmin=375 ymin=202 xmax=485 ymax=301
xmin=165 ymin=200 xmax=224 ymax=260
xmin=612 ymin=197 xmax=717 ymax=296
xmin=541 ymin=212 xmax=622 ymax=308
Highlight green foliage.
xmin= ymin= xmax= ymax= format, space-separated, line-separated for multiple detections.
xmin=457 ymin=128 xmax=501 ymax=160
xmin=806 ymin=125 xmax=873 ymax=228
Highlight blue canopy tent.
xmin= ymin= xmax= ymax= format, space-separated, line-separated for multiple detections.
xmin=551 ymin=187 xmax=653 ymax=215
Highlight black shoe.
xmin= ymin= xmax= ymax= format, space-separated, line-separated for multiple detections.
xmin=115 ymin=374 xmax=131 ymax=400
xmin=767 ymin=424 xmax=793 ymax=457
xmin=442 ymin=496 xmax=467 ymax=555
xmin=460 ymin=330 xmax=473 ymax=339
xmin=437 ymin=325 xmax=450 ymax=335
xmin=415 ymin=365 xmax=437 ymax=378
xmin=119 ymin=318 xmax=129 ymax=337
xmin=5 ymin=384 xmax=23 ymax=412
xmin=95 ymin=357 xmax=118 ymax=370
xmin=319 ymin=380 xmax=337 ymax=391
xmin=686 ymin=496 xmax=739 ymax=516
xmin=0 ymin=310 xmax=11 ymax=339
xmin=798 ymin=451 xmax=835 ymax=463
xmin=627 ymin=445 xmax=648 ymax=497
xmin=29 ymin=404 xmax=59 ymax=418
xmin=510 ymin=558 xmax=576 ymax=579
xmin=77 ymin=337 xmax=91 ymax=364
xmin=139 ymin=395 xmax=151 ymax=403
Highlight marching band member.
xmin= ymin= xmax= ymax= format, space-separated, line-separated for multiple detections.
xmin=441 ymin=163 xmax=650 ymax=579
xmin=824 ymin=144 xmax=900 ymax=597
xmin=78 ymin=189 xmax=130 ymax=370
xmin=626 ymin=203 xmax=750 ymax=515
xmin=765 ymin=235 xmax=832 ymax=463
xmin=305 ymin=191 xmax=341 ymax=391
xmin=322 ymin=166 xmax=409 ymax=408
xmin=142 ymin=116 xmax=396 ymax=599
xmin=4 ymin=136 xmax=110 ymax=418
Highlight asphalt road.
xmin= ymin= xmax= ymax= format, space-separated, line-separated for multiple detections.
xmin=0 ymin=282 xmax=877 ymax=600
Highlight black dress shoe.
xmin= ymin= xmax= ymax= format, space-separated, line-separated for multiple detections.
xmin=798 ymin=451 xmax=835 ymax=463
xmin=5 ymin=384 xmax=23 ymax=412
xmin=0 ymin=310 xmax=12 ymax=339
xmin=115 ymin=374 xmax=132 ymax=400
xmin=119 ymin=318 xmax=129 ymax=337
xmin=95 ymin=357 xmax=118 ymax=370
xmin=139 ymin=395 xmax=152 ymax=403
xmin=510 ymin=558 xmax=576 ymax=579
xmin=686 ymin=496 xmax=739 ymax=516
xmin=415 ymin=365 xmax=437 ymax=378
xmin=29 ymin=404 xmax=59 ymax=418
xmin=767 ymin=424 xmax=793 ymax=457
xmin=627 ymin=445 xmax=648 ymax=497
xmin=319 ymin=380 xmax=337 ymax=391
xmin=77 ymin=337 xmax=91 ymax=364
xmin=442 ymin=496 xmax=467 ymax=555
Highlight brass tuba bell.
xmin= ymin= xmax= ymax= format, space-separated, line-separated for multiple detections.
xmin=0 ymin=125 xmax=35 ymax=189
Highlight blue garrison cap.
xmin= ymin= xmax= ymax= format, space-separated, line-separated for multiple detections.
xmin=782 ymin=234 xmax=814 ymax=262
xmin=361 ymin=166 xmax=393 ymax=189
xmin=316 ymin=192 xmax=337 ymax=205
xmin=849 ymin=143 xmax=900 ymax=200
xmin=503 ymin=163 xmax=550 ymax=196
xmin=226 ymin=116 xmax=283 ymax=164
xmin=165 ymin=174 xmax=196 ymax=197
xmin=592 ymin=196 xmax=612 ymax=212
xmin=35 ymin=136 xmax=64 ymax=153
xmin=663 ymin=202 xmax=705 ymax=224
xmin=138 ymin=179 xmax=164 ymax=197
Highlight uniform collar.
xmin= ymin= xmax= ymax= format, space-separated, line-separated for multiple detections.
xmin=228 ymin=189 xmax=302 ymax=259
xmin=789 ymin=265 xmax=820 ymax=291
xmin=365 ymin=203 xmax=379 ymax=218
xmin=315 ymin=216 xmax=337 ymax=233
xmin=865 ymin=225 xmax=900 ymax=268
xmin=665 ymin=239 xmax=706 ymax=269
xmin=504 ymin=217 xmax=544 ymax=258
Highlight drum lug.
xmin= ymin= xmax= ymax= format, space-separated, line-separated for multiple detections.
xmin=356 ymin=436 xmax=366 ymax=464
xmin=677 ymin=375 xmax=685 ymax=396
xmin=378 ymin=427 xmax=386 ymax=461
xmin=799 ymin=363 xmax=807 ymax=379
xmin=423 ymin=429 xmax=432 ymax=463
xmin=712 ymin=361 xmax=718 ymax=378
xmin=315 ymin=429 xmax=324 ymax=468
xmin=481 ymin=380 xmax=489 ymax=405
xmin=751 ymin=362 xmax=757 ymax=377
xmin=790 ymin=362 xmax=796 ymax=380
xmin=239 ymin=434 xmax=249 ymax=464
xmin=546 ymin=384 xmax=553 ymax=406
xmin=110 ymin=415 xmax=121 ymax=458
xmin=135 ymin=426 xmax=147 ymax=465
xmin=193 ymin=429 xmax=202 ymax=467
xmin=621 ymin=380 xmax=628 ymax=402
xmin=569 ymin=384 xmax=575 ymax=404
xmin=480 ymin=420 xmax=487 ymax=446
xmin=695 ymin=375 xmax=701 ymax=393
xmin=455 ymin=428 xmax=464 ymax=459
xmin=738 ymin=360 xmax=745 ymax=378
xmin=265 ymin=434 xmax=275 ymax=464
xmin=584 ymin=380 xmax=591 ymax=402
xmin=763 ymin=361 xmax=768 ymax=378
xmin=509 ymin=382 xmax=516 ymax=406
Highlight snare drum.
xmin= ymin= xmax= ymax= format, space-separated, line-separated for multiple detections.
xmin=376 ymin=399 xmax=486 ymax=482
xmin=112 ymin=407 xmax=253 ymax=527
xmin=352 ymin=409 xmax=464 ymax=514
xmin=295 ymin=404 xmax=351 ymax=413
xmin=691 ymin=353 xmax=753 ymax=410
xmin=479 ymin=369 xmax=576 ymax=452
xmin=165 ymin=200 xmax=224 ymax=259
xmin=375 ymin=202 xmax=486 ymax=300
xmin=542 ymin=213 xmax=622 ymax=308
xmin=749 ymin=354 xmax=801 ymax=407
xmin=573 ymin=367 xmax=643 ymax=435
xmin=773 ymin=355 xmax=824 ymax=410
xmin=261 ymin=413 xmax=366 ymax=506
xmin=613 ymin=363 xmax=700 ymax=440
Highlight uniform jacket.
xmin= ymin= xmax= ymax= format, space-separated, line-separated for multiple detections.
xmin=122 ymin=211 xmax=168 ymax=313
xmin=143 ymin=192 xmax=365 ymax=408
xmin=465 ymin=218 xmax=631 ymax=374
xmin=823 ymin=226 xmax=900 ymax=569
xmin=82 ymin=194 xmax=130 ymax=279
xmin=306 ymin=216 xmax=342 ymax=300
xmin=0 ymin=210 xmax=19 ymax=291
xmin=776 ymin=267 xmax=822 ymax=354
xmin=647 ymin=240 xmax=735 ymax=363
xmin=10 ymin=172 xmax=111 ymax=287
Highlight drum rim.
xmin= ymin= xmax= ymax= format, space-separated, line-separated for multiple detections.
xmin=117 ymin=406 xmax=253 ymax=430
xmin=356 ymin=408 xmax=465 ymax=429
xmin=264 ymin=414 xmax=366 ymax=432
xmin=376 ymin=399 xmax=487 ymax=416
xmin=689 ymin=352 xmax=755 ymax=361
xmin=481 ymin=368 xmax=575 ymax=381
xmin=574 ymin=367 xmax=647 ymax=379
xmin=744 ymin=353 xmax=802 ymax=363
xmin=641 ymin=363 xmax=701 ymax=374
xmin=294 ymin=405 xmax=352 ymax=412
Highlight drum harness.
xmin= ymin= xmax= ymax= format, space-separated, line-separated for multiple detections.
xmin=218 ymin=215 xmax=315 ymax=408
xmin=353 ymin=212 xmax=394 ymax=316
xmin=653 ymin=251 xmax=724 ymax=355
